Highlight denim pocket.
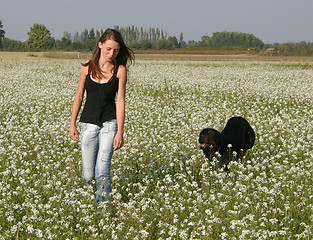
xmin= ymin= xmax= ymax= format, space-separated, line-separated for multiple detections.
xmin=109 ymin=119 xmax=118 ymax=133
xmin=81 ymin=123 xmax=100 ymax=142
xmin=102 ymin=120 xmax=117 ymax=133
xmin=80 ymin=123 xmax=88 ymax=140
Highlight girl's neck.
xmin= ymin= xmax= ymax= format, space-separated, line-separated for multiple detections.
xmin=99 ymin=59 xmax=114 ymax=71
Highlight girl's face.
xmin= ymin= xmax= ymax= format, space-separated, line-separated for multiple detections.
xmin=98 ymin=39 xmax=120 ymax=62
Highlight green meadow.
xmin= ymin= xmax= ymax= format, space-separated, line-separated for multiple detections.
xmin=0 ymin=59 xmax=312 ymax=239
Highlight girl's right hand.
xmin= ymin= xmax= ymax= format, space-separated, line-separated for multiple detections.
xmin=69 ymin=125 xmax=80 ymax=142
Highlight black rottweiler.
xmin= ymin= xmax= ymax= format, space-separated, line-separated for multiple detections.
xmin=199 ymin=117 xmax=255 ymax=170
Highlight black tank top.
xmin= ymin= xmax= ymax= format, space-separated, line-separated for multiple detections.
xmin=80 ymin=72 xmax=119 ymax=126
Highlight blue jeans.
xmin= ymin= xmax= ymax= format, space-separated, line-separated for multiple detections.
xmin=80 ymin=120 xmax=117 ymax=204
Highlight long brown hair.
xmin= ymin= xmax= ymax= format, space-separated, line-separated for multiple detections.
xmin=83 ymin=28 xmax=134 ymax=79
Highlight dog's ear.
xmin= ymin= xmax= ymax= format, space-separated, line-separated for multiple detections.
xmin=210 ymin=129 xmax=222 ymax=144
xmin=200 ymin=128 xmax=210 ymax=135
xmin=199 ymin=128 xmax=210 ymax=142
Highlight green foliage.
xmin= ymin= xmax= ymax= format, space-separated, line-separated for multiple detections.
xmin=82 ymin=39 xmax=97 ymax=51
xmin=2 ymin=23 xmax=313 ymax=55
xmin=128 ymin=39 xmax=153 ymax=50
xmin=156 ymin=39 xmax=175 ymax=50
xmin=179 ymin=32 xmax=186 ymax=48
xmin=0 ymin=20 xmax=5 ymax=49
xmin=71 ymin=41 xmax=83 ymax=50
xmin=201 ymin=35 xmax=210 ymax=46
xmin=79 ymin=29 xmax=89 ymax=42
xmin=210 ymin=31 xmax=264 ymax=49
xmin=168 ymin=36 xmax=179 ymax=48
xmin=114 ymin=25 xmax=168 ymax=45
xmin=1 ymin=38 xmax=26 ymax=51
xmin=26 ymin=23 xmax=55 ymax=51
xmin=89 ymin=28 xmax=95 ymax=40
xmin=55 ymin=37 xmax=72 ymax=51
xmin=277 ymin=42 xmax=313 ymax=56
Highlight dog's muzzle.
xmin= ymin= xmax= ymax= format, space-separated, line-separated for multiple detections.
xmin=200 ymin=143 xmax=209 ymax=149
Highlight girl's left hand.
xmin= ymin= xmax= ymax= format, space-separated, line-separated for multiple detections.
xmin=113 ymin=131 xmax=123 ymax=150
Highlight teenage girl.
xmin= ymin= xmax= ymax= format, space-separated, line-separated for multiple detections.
xmin=69 ymin=28 xmax=134 ymax=206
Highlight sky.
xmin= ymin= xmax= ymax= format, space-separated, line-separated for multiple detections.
xmin=1 ymin=0 xmax=313 ymax=44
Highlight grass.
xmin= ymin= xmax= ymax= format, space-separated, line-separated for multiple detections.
xmin=0 ymin=59 xmax=312 ymax=239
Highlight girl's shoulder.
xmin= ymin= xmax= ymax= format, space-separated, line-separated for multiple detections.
xmin=80 ymin=61 xmax=90 ymax=75
xmin=116 ymin=65 xmax=127 ymax=85
xmin=117 ymin=64 xmax=127 ymax=74
xmin=82 ymin=60 xmax=90 ymax=65
xmin=116 ymin=65 xmax=126 ymax=79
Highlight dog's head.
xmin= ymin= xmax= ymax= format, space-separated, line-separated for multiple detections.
xmin=199 ymin=128 xmax=222 ymax=158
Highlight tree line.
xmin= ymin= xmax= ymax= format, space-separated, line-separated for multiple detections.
xmin=1 ymin=21 xmax=313 ymax=56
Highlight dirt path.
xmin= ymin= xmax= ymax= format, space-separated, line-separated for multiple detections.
xmin=1 ymin=51 xmax=313 ymax=63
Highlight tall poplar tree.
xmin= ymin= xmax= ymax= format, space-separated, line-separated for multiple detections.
xmin=0 ymin=21 xmax=5 ymax=49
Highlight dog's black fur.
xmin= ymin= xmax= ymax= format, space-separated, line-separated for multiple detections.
xmin=199 ymin=117 xmax=255 ymax=170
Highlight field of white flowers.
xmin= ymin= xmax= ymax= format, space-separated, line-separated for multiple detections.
xmin=0 ymin=59 xmax=313 ymax=239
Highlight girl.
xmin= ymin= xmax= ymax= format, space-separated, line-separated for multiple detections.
xmin=69 ymin=28 xmax=134 ymax=206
